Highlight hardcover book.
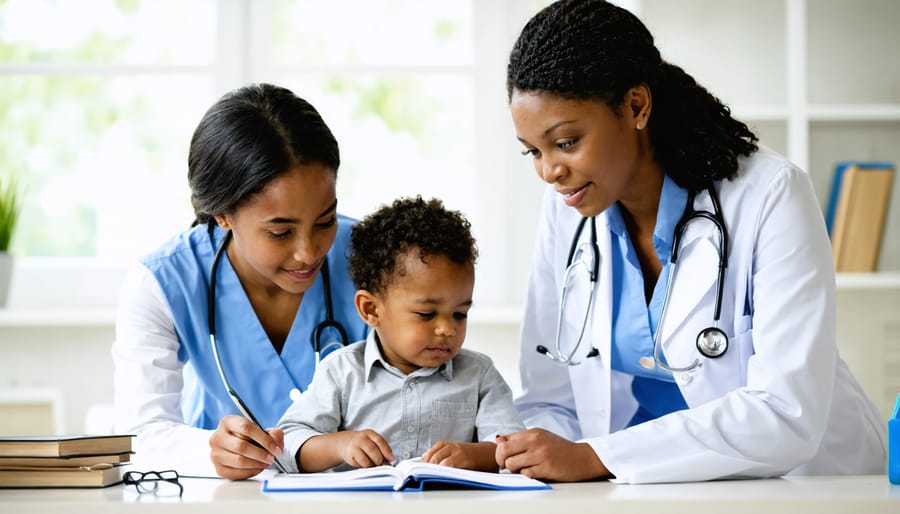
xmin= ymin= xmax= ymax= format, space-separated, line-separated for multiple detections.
xmin=0 ymin=435 xmax=134 ymax=458
xmin=826 ymin=161 xmax=895 ymax=272
xmin=262 ymin=459 xmax=551 ymax=492
xmin=0 ymin=464 xmax=124 ymax=488
xmin=0 ymin=452 xmax=133 ymax=469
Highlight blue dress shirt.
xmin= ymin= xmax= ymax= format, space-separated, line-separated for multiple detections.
xmin=607 ymin=175 xmax=689 ymax=426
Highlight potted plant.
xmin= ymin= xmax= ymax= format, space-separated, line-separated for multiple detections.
xmin=0 ymin=175 xmax=22 ymax=307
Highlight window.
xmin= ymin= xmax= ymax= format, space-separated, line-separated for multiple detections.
xmin=0 ymin=0 xmax=550 ymax=309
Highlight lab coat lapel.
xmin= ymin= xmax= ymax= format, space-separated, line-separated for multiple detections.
xmin=569 ymin=216 xmax=613 ymax=438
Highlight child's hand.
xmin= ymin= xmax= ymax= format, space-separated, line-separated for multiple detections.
xmin=422 ymin=440 xmax=499 ymax=472
xmin=340 ymin=429 xmax=395 ymax=468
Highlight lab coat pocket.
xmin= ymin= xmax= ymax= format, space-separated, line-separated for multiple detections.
xmin=429 ymin=401 xmax=476 ymax=443
xmin=735 ymin=315 xmax=754 ymax=385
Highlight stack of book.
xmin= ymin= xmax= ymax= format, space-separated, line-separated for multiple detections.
xmin=0 ymin=434 xmax=134 ymax=488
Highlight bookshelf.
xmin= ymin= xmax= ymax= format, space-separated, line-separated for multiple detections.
xmin=633 ymin=0 xmax=900 ymax=419
xmin=635 ymin=0 xmax=900 ymax=278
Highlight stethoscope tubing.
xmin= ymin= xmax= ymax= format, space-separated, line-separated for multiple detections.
xmin=205 ymin=226 xmax=349 ymax=430
xmin=539 ymin=184 xmax=729 ymax=371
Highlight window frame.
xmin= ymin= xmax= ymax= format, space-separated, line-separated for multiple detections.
xmin=5 ymin=0 xmax=549 ymax=313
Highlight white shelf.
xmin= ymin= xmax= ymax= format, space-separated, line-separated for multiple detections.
xmin=0 ymin=307 xmax=116 ymax=327
xmin=2 ymin=270 xmax=898 ymax=330
xmin=835 ymin=272 xmax=900 ymax=290
xmin=808 ymin=104 xmax=900 ymax=122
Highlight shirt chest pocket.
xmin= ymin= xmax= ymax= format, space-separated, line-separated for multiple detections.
xmin=429 ymin=401 xmax=477 ymax=443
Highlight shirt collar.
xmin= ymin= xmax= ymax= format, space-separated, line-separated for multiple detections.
xmin=604 ymin=174 xmax=687 ymax=257
xmin=363 ymin=330 xmax=453 ymax=381
xmin=654 ymin=174 xmax=688 ymax=259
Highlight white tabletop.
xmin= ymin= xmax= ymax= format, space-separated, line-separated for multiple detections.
xmin=0 ymin=474 xmax=897 ymax=514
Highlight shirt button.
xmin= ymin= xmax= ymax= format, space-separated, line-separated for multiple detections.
xmin=638 ymin=356 xmax=655 ymax=369
xmin=288 ymin=388 xmax=302 ymax=401
xmin=402 ymin=451 xmax=411 ymax=459
xmin=407 ymin=425 xmax=415 ymax=433
xmin=676 ymin=372 xmax=693 ymax=385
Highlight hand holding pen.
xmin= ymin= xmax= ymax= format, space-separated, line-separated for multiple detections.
xmin=209 ymin=328 xmax=290 ymax=478
xmin=209 ymin=415 xmax=288 ymax=480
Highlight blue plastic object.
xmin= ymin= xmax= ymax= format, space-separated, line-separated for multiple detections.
xmin=890 ymin=392 xmax=900 ymax=484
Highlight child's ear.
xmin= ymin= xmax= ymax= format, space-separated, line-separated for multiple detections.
xmin=354 ymin=290 xmax=380 ymax=327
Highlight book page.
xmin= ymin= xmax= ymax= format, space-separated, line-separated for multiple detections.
xmin=264 ymin=465 xmax=399 ymax=491
xmin=395 ymin=459 xmax=549 ymax=489
xmin=263 ymin=459 xmax=551 ymax=492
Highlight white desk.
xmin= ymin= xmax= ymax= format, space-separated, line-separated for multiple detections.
xmin=0 ymin=474 xmax=897 ymax=514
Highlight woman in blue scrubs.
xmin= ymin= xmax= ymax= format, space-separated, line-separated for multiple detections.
xmin=112 ymin=83 xmax=369 ymax=479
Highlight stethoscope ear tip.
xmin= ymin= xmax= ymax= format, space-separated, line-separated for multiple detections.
xmin=536 ymin=345 xmax=550 ymax=355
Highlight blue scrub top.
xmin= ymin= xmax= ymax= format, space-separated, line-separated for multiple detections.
xmin=608 ymin=176 xmax=689 ymax=426
xmin=140 ymin=214 xmax=369 ymax=430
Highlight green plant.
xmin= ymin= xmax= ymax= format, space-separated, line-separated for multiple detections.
xmin=0 ymin=175 xmax=23 ymax=252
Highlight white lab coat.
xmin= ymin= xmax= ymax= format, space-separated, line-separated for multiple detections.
xmin=516 ymin=147 xmax=887 ymax=483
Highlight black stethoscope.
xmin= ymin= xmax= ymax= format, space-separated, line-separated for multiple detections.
xmin=537 ymin=184 xmax=729 ymax=371
xmin=207 ymin=230 xmax=350 ymax=362
xmin=205 ymin=228 xmax=350 ymax=473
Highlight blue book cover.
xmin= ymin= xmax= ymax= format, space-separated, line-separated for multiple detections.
xmin=824 ymin=161 xmax=894 ymax=236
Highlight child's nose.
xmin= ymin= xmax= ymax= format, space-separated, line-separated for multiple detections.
xmin=435 ymin=321 xmax=456 ymax=337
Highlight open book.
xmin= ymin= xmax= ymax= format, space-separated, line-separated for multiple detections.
xmin=262 ymin=459 xmax=551 ymax=492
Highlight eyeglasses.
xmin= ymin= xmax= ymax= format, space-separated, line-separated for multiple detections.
xmin=123 ymin=470 xmax=183 ymax=497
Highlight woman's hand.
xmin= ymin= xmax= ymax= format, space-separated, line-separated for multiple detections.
xmin=209 ymin=415 xmax=284 ymax=480
xmin=495 ymin=428 xmax=612 ymax=482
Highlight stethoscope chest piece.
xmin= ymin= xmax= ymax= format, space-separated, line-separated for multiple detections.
xmin=696 ymin=327 xmax=728 ymax=358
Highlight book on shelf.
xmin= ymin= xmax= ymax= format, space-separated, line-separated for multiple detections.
xmin=262 ymin=458 xmax=551 ymax=492
xmin=0 ymin=464 xmax=125 ymax=488
xmin=0 ymin=434 xmax=134 ymax=458
xmin=826 ymin=161 xmax=895 ymax=272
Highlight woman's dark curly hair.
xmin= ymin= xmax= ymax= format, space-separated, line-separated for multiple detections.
xmin=349 ymin=196 xmax=478 ymax=295
xmin=507 ymin=0 xmax=758 ymax=190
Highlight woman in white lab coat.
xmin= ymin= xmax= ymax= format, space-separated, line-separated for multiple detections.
xmin=494 ymin=0 xmax=886 ymax=483
xmin=113 ymin=84 xmax=368 ymax=479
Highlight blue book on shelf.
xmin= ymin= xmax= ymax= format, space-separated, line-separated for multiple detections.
xmin=825 ymin=161 xmax=894 ymax=236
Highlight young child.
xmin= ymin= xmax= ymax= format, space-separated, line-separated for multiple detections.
xmin=277 ymin=196 xmax=524 ymax=473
